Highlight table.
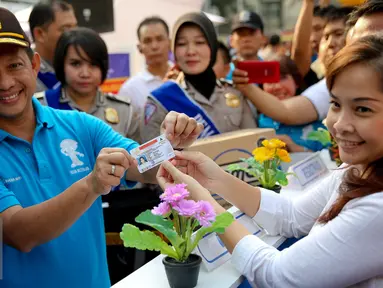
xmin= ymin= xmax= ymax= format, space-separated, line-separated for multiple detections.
xmin=111 ymin=182 xmax=321 ymax=288
xmin=112 ymin=151 xmax=336 ymax=288
xmin=112 ymin=233 xmax=285 ymax=288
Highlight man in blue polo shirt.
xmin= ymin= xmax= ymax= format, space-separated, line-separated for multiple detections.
xmin=0 ymin=8 xmax=203 ymax=288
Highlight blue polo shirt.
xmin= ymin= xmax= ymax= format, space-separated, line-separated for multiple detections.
xmin=0 ymin=98 xmax=138 ymax=288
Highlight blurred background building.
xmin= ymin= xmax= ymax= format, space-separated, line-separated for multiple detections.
xmin=0 ymin=0 xmax=366 ymax=77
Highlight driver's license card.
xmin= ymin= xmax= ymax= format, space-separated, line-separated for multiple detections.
xmin=130 ymin=134 xmax=175 ymax=173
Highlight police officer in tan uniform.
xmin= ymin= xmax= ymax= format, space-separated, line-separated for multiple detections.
xmin=36 ymin=27 xmax=141 ymax=143
xmin=142 ymin=12 xmax=256 ymax=143
xmin=37 ymin=89 xmax=141 ymax=143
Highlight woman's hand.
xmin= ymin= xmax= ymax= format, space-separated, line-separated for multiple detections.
xmin=161 ymin=112 xmax=204 ymax=149
xmin=87 ymin=148 xmax=136 ymax=195
xmin=156 ymin=161 xmax=216 ymax=203
xmin=170 ymin=151 xmax=226 ymax=190
xmin=232 ymin=59 xmax=252 ymax=95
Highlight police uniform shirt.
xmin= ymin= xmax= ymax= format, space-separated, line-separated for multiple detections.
xmin=141 ymin=75 xmax=257 ymax=143
xmin=37 ymin=89 xmax=142 ymax=143
xmin=35 ymin=57 xmax=58 ymax=93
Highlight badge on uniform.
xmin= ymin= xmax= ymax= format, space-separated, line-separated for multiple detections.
xmin=224 ymin=93 xmax=241 ymax=108
xmin=105 ymin=108 xmax=119 ymax=124
xmin=144 ymin=103 xmax=157 ymax=125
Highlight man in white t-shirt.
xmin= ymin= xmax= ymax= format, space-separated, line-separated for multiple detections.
xmin=234 ymin=3 xmax=383 ymax=125
xmin=302 ymin=1 xmax=383 ymax=123
xmin=118 ymin=16 xmax=171 ymax=110
xmin=300 ymin=78 xmax=329 ymax=121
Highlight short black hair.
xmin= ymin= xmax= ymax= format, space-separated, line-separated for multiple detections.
xmin=53 ymin=27 xmax=109 ymax=85
xmin=313 ymin=6 xmax=328 ymax=18
xmin=323 ymin=5 xmax=355 ymax=24
xmin=269 ymin=34 xmax=281 ymax=46
xmin=138 ymin=156 xmax=147 ymax=163
xmin=217 ymin=41 xmax=231 ymax=64
xmin=279 ymin=56 xmax=305 ymax=90
xmin=348 ymin=0 xmax=383 ymax=28
xmin=136 ymin=16 xmax=169 ymax=40
xmin=29 ymin=1 xmax=73 ymax=41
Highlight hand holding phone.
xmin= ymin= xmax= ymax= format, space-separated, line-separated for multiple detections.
xmin=236 ymin=61 xmax=280 ymax=84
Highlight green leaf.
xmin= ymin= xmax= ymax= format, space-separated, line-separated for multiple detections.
xmin=266 ymin=168 xmax=277 ymax=187
xmin=226 ymin=164 xmax=244 ymax=172
xmin=275 ymin=169 xmax=289 ymax=186
xmin=227 ymin=157 xmax=268 ymax=182
xmin=226 ymin=164 xmax=261 ymax=179
xmin=245 ymin=157 xmax=262 ymax=168
xmin=307 ymin=129 xmax=331 ymax=146
xmin=267 ymin=168 xmax=276 ymax=177
xmin=188 ymin=212 xmax=235 ymax=255
xmin=120 ymin=224 xmax=178 ymax=260
xmin=270 ymin=159 xmax=279 ymax=170
xmin=134 ymin=210 xmax=183 ymax=247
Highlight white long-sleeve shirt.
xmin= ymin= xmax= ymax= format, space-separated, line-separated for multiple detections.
xmin=231 ymin=168 xmax=383 ymax=288
xmin=118 ymin=69 xmax=164 ymax=111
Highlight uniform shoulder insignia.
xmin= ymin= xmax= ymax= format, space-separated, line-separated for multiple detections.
xmin=218 ymin=78 xmax=234 ymax=88
xmin=105 ymin=93 xmax=131 ymax=105
xmin=34 ymin=91 xmax=45 ymax=99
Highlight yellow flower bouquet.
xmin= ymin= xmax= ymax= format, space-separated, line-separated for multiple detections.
xmin=227 ymin=139 xmax=292 ymax=192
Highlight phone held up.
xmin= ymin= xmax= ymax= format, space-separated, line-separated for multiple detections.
xmin=236 ymin=61 xmax=280 ymax=84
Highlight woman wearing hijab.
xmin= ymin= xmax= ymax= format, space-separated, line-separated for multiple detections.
xmin=142 ymin=12 xmax=256 ymax=143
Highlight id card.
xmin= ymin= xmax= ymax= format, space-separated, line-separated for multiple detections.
xmin=130 ymin=134 xmax=175 ymax=173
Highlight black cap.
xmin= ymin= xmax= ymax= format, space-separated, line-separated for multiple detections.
xmin=231 ymin=11 xmax=264 ymax=33
xmin=0 ymin=8 xmax=30 ymax=48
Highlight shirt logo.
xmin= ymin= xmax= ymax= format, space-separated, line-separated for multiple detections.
xmin=60 ymin=139 xmax=84 ymax=168
xmin=2 ymin=176 xmax=22 ymax=184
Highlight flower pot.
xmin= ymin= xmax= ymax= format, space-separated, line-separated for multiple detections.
xmin=259 ymin=184 xmax=282 ymax=194
xmin=162 ymin=254 xmax=202 ymax=288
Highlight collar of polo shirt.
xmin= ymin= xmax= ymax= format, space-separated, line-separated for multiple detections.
xmin=0 ymin=98 xmax=54 ymax=142
xmin=33 ymin=98 xmax=54 ymax=129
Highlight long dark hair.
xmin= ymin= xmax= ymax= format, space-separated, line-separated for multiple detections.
xmin=318 ymin=34 xmax=383 ymax=224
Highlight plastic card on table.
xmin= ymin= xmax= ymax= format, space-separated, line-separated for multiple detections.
xmin=193 ymin=209 xmax=265 ymax=272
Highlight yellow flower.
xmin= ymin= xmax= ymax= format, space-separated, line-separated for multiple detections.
xmin=262 ymin=139 xmax=286 ymax=149
xmin=253 ymin=147 xmax=274 ymax=163
xmin=276 ymin=148 xmax=291 ymax=163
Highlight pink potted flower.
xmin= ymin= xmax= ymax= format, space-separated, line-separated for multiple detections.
xmin=120 ymin=184 xmax=234 ymax=288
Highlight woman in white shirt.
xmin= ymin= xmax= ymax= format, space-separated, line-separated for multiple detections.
xmin=156 ymin=34 xmax=383 ymax=287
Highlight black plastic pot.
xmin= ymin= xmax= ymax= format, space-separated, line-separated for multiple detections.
xmin=162 ymin=254 xmax=202 ymax=288
xmin=259 ymin=184 xmax=282 ymax=194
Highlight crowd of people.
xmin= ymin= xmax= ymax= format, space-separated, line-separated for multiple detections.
xmin=1 ymin=0 xmax=383 ymax=287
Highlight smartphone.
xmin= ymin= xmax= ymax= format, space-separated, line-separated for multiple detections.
xmin=236 ymin=61 xmax=280 ymax=84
